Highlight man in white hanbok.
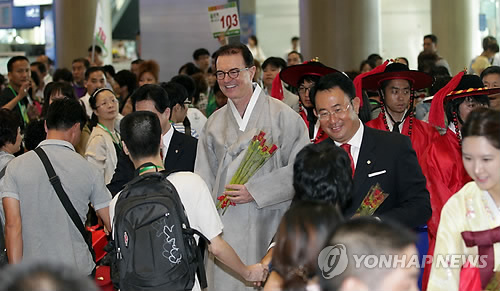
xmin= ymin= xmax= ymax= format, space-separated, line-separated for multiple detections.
xmin=195 ymin=43 xmax=309 ymax=291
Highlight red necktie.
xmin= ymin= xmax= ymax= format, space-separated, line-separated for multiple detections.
xmin=340 ymin=143 xmax=355 ymax=177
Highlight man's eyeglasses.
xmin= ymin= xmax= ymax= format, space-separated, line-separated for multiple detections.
xmin=215 ymin=67 xmax=250 ymax=80
xmin=298 ymin=86 xmax=314 ymax=94
xmin=317 ymin=104 xmax=351 ymax=120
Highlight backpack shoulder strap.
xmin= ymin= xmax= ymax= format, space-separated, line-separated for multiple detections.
xmin=34 ymin=147 xmax=95 ymax=261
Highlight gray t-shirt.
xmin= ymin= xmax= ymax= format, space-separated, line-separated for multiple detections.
xmin=0 ymin=150 xmax=15 ymax=225
xmin=0 ymin=150 xmax=14 ymax=171
xmin=0 ymin=140 xmax=111 ymax=275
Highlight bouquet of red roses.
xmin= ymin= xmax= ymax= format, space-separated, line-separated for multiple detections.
xmin=217 ymin=131 xmax=278 ymax=215
xmin=355 ymin=183 xmax=389 ymax=216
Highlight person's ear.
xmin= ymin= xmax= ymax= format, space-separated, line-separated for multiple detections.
xmin=122 ymin=141 xmax=130 ymax=156
xmin=69 ymin=123 xmax=81 ymax=145
xmin=249 ymin=66 xmax=256 ymax=82
xmin=314 ymin=108 xmax=318 ymax=117
xmin=71 ymin=122 xmax=81 ymax=132
xmin=352 ymin=97 xmax=361 ymax=114
xmin=164 ymin=107 xmax=172 ymax=120
xmin=44 ymin=120 xmax=48 ymax=133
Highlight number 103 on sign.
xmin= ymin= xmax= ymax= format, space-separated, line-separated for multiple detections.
xmin=208 ymin=2 xmax=241 ymax=38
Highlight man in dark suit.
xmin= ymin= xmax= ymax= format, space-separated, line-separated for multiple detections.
xmin=107 ymin=84 xmax=197 ymax=195
xmin=311 ymin=72 xmax=431 ymax=228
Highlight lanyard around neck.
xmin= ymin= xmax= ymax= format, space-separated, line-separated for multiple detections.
xmin=98 ymin=123 xmax=122 ymax=150
xmin=137 ymin=162 xmax=165 ymax=175
xmin=8 ymin=85 xmax=29 ymax=125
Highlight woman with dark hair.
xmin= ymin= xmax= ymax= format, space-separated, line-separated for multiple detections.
xmin=137 ymin=60 xmax=159 ymax=87
xmin=114 ymin=70 xmax=137 ymax=116
xmin=421 ymin=73 xmax=500 ymax=290
xmin=264 ymin=57 xmax=300 ymax=112
xmin=429 ymin=108 xmax=500 ymax=291
xmin=266 ymin=202 xmax=343 ymax=291
xmin=41 ymin=82 xmax=78 ymax=117
xmin=263 ymin=142 xmax=352 ymax=291
xmin=52 ymin=68 xmax=73 ymax=84
xmin=359 ymin=59 xmax=375 ymax=73
xmin=262 ymin=57 xmax=287 ymax=95
xmin=170 ymin=75 xmax=207 ymax=138
xmin=28 ymin=82 xmax=85 ymax=153
xmin=85 ymin=88 xmax=120 ymax=184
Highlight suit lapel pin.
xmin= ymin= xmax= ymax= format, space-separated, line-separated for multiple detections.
xmin=367 ymin=160 xmax=371 ymax=165
xmin=175 ymin=149 xmax=179 ymax=153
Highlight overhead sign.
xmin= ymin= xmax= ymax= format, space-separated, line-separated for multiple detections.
xmin=208 ymin=2 xmax=240 ymax=38
xmin=13 ymin=0 xmax=52 ymax=6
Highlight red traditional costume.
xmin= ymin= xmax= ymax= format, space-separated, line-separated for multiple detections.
xmin=366 ymin=112 xmax=439 ymax=161
xmin=361 ymin=62 xmax=438 ymax=164
xmin=421 ymin=72 xmax=500 ymax=290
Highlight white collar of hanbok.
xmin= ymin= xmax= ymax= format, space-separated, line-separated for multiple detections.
xmin=482 ymin=190 xmax=500 ymax=224
xmin=227 ymin=83 xmax=262 ymax=132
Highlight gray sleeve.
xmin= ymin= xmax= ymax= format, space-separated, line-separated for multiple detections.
xmin=0 ymin=163 xmax=20 ymax=201
xmin=90 ymin=169 xmax=112 ymax=210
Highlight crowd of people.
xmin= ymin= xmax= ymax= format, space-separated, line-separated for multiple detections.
xmin=0 ymin=33 xmax=499 ymax=291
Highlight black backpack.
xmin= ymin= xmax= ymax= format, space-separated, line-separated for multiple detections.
xmin=111 ymin=171 xmax=209 ymax=291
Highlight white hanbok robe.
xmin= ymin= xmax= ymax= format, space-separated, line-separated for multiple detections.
xmin=195 ymin=84 xmax=309 ymax=291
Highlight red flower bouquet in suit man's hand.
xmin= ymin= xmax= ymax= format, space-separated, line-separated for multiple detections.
xmin=216 ymin=130 xmax=278 ymax=215
xmin=355 ymin=183 xmax=389 ymax=216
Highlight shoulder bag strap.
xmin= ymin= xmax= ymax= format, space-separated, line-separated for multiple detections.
xmin=34 ymin=147 xmax=95 ymax=261
xmin=0 ymin=166 xmax=6 ymax=179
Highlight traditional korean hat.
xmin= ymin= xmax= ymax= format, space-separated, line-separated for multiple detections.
xmin=362 ymin=62 xmax=434 ymax=92
xmin=279 ymin=60 xmax=338 ymax=88
xmin=358 ymin=61 xmax=433 ymax=135
xmin=353 ymin=60 xmax=389 ymax=107
xmin=428 ymin=72 xmax=500 ymax=129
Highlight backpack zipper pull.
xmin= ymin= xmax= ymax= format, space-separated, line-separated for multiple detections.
xmin=117 ymin=247 xmax=122 ymax=259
